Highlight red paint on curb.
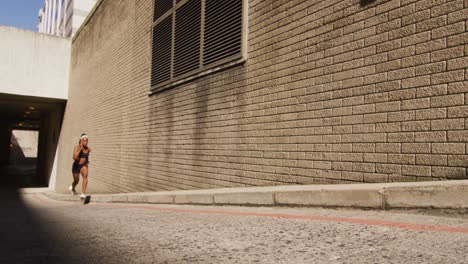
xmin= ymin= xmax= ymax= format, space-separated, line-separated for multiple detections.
xmin=33 ymin=194 xmax=468 ymax=234
xmin=95 ymin=203 xmax=468 ymax=234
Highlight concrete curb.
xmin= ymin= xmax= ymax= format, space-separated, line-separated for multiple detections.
xmin=19 ymin=187 xmax=51 ymax=194
xmin=42 ymin=180 xmax=468 ymax=209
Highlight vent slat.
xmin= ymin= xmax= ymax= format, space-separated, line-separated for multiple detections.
xmin=205 ymin=43 xmax=241 ymax=55
xmin=205 ymin=18 xmax=241 ymax=38
xmin=205 ymin=1 xmax=241 ymax=19
xmin=205 ymin=10 xmax=242 ymax=27
xmin=204 ymin=45 xmax=241 ymax=60
xmin=204 ymin=27 xmax=242 ymax=45
xmin=204 ymin=45 xmax=241 ymax=64
xmin=204 ymin=48 xmax=240 ymax=61
xmin=205 ymin=0 xmax=241 ymax=13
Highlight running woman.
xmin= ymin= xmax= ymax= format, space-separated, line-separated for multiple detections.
xmin=69 ymin=133 xmax=91 ymax=199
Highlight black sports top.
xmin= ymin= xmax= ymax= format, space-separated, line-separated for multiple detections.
xmin=79 ymin=150 xmax=89 ymax=159
xmin=78 ymin=149 xmax=90 ymax=164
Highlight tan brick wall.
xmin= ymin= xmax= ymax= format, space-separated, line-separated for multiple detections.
xmin=56 ymin=0 xmax=468 ymax=193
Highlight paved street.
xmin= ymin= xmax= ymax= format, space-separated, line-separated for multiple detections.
xmin=1 ymin=189 xmax=467 ymax=264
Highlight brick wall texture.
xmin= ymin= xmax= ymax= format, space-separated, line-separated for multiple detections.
xmin=56 ymin=0 xmax=468 ymax=193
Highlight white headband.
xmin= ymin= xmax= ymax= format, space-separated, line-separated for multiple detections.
xmin=80 ymin=135 xmax=88 ymax=140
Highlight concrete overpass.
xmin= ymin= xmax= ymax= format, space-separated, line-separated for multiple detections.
xmin=0 ymin=26 xmax=70 ymax=189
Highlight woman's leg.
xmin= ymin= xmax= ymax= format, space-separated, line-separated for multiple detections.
xmin=72 ymin=172 xmax=80 ymax=190
xmin=80 ymin=166 xmax=88 ymax=194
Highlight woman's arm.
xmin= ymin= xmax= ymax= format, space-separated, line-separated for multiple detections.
xmin=73 ymin=145 xmax=81 ymax=160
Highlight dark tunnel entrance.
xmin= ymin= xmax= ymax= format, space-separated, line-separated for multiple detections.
xmin=7 ymin=129 xmax=40 ymax=187
xmin=0 ymin=93 xmax=65 ymax=188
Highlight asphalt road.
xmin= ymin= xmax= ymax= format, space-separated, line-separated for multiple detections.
xmin=1 ymin=189 xmax=467 ymax=264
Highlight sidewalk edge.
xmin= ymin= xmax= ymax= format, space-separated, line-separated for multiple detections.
xmin=42 ymin=180 xmax=468 ymax=209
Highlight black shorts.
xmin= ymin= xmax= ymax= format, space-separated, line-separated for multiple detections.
xmin=72 ymin=162 xmax=87 ymax=173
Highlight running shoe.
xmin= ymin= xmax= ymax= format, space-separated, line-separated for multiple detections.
xmin=69 ymin=185 xmax=76 ymax=195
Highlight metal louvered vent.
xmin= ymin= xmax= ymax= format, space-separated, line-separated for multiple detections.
xmin=151 ymin=0 xmax=245 ymax=91
xmin=174 ymin=0 xmax=201 ymax=77
xmin=204 ymin=0 xmax=243 ymax=66
xmin=151 ymin=15 xmax=172 ymax=87
xmin=154 ymin=0 xmax=172 ymax=21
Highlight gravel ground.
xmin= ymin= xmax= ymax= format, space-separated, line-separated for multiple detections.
xmin=1 ymin=190 xmax=467 ymax=264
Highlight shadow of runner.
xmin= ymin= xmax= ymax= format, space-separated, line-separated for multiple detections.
xmin=83 ymin=195 xmax=91 ymax=204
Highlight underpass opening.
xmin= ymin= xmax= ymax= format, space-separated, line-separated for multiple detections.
xmin=0 ymin=93 xmax=65 ymax=188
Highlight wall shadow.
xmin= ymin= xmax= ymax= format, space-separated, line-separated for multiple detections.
xmin=0 ymin=185 xmax=112 ymax=263
xmin=0 ymin=188 xmax=72 ymax=263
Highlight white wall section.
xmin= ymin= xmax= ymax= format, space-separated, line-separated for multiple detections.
xmin=0 ymin=26 xmax=70 ymax=100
